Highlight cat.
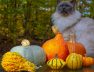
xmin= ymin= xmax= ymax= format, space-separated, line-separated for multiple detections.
xmin=51 ymin=0 xmax=94 ymax=57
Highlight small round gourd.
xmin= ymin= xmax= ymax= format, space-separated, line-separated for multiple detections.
xmin=10 ymin=39 xmax=46 ymax=66
xmin=66 ymin=53 xmax=83 ymax=70
xmin=47 ymin=55 xmax=66 ymax=69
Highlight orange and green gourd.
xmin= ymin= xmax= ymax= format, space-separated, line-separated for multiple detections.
xmin=47 ymin=54 xmax=66 ymax=69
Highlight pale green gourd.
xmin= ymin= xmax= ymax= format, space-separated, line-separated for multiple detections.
xmin=10 ymin=39 xmax=46 ymax=66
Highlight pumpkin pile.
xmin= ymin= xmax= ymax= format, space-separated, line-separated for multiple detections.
xmin=1 ymin=52 xmax=36 ymax=72
xmin=45 ymin=25 xmax=94 ymax=70
xmin=1 ymin=25 xmax=94 ymax=71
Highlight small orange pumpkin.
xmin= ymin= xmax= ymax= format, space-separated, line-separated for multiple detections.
xmin=42 ymin=25 xmax=69 ymax=60
xmin=82 ymin=57 xmax=94 ymax=67
xmin=66 ymin=33 xmax=86 ymax=56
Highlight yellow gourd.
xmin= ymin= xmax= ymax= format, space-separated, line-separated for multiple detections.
xmin=66 ymin=53 xmax=83 ymax=69
xmin=1 ymin=52 xmax=36 ymax=72
xmin=47 ymin=55 xmax=66 ymax=69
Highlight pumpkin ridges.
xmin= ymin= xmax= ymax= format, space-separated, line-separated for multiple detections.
xmin=66 ymin=53 xmax=71 ymax=68
xmin=67 ymin=42 xmax=86 ymax=56
xmin=59 ymin=59 xmax=63 ymax=69
xmin=47 ymin=57 xmax=66 ymax=69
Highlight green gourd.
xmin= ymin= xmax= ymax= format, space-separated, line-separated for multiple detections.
xmin=66 ymin=53 xmax=83 ymax=70
xmin=47 ymin=55 xmax=66 ymax=69
xmin=10 ymin=39 xmax=46 ymax=66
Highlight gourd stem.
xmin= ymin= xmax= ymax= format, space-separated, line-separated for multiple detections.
xmin=55 ymin=54 xmax=58 ymax=58
xmin=69 ymin=32 xmax=76 ymax=53
xmin=52 ymin=25 xmax=60 ymax=35
xmin=21 ymin=39 xmax=30 ymax=47
xmin=69 ymin=33 xmax=76 ymax=43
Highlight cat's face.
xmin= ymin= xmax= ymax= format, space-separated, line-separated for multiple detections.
xmin=56 ymin=0 xmax=76 ymax=16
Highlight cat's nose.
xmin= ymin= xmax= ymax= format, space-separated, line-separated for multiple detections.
xmin=63 ymin=8 xmax=66 ymax=11
xmin=62 ymin=6 xmax=66 ymax=10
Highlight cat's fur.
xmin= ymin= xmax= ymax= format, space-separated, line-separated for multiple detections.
xmin=51 ymin=0 xmax=94 ymax=57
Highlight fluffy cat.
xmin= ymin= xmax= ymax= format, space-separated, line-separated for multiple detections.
xmin=51 ymin=0 xmax=94 ymax=57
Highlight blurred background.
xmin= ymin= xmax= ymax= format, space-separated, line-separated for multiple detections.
xmin=0 ymin=0 xmax=94 ymax=56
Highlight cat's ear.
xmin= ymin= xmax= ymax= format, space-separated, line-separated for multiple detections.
xmin=70 ymin=0 xmax=76 ymax=7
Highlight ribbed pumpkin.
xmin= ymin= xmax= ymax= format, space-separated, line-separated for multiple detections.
xmin=66 ymin=33 xmax=86 ymax=56
xmin=42 ymin=26 xmax=69 ymax=60
xmin=82 ymin=57 xmax=94 ymax=67
xmin=10 ymin=39 xmax=46 ymax=66
xmin=47 ymin=55 xmax=66 ymax=69
xmin=66 ymin=53 xmax=83 ymax=70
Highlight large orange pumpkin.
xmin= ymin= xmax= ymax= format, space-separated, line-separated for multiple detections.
xmin=66 ymin=33 xmax=86 ymax=56
xmin=42 ymin=25 xmax=69 ymax=60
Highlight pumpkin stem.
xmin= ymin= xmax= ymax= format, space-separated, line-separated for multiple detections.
xmin=21 ymin=39 xmax=30 ymax=47
xmin=69 ymin=32 xmax=76 ymax=52
xmin=54 ymin=54 xmax=58 ymax=58
xmin=52 ymin=25 xmax=60 ymax=34
xmin=69 ymin=32 xmax=76 ymax=43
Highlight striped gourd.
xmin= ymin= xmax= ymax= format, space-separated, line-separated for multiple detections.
xmin=47 ymin=56 xmax=66 ymax=69
xmin=66 ymin=53 xmax=82 ymax=69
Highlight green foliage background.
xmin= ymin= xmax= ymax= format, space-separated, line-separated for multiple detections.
xmin=0 ymin=0 xmax=94 ymax=53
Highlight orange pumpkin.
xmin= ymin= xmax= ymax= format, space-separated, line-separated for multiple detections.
xmin=82 ymin=57 xmax=94 ymax=67
xmin=42 ymin=25 xmax=69 ymax=60
xmin=66 ymin=33 xmax=86 ymax=56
